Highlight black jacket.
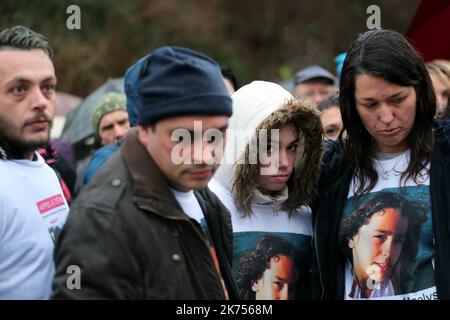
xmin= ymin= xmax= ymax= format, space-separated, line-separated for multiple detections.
xmin=52 ymin=129 xmax=238 ymax=300
xmin=312 ymin=120 xmax=450 ymax=300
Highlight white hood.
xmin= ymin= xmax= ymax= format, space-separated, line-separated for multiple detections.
xmin=214 ymin=81 xmax=294 ymax=189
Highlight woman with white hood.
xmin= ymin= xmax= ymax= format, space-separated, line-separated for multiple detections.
xmin=209 ymin=81 xmax=323 ymax=300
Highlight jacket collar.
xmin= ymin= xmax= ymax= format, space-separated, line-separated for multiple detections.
xmin=120 ymin=128 xmax=187 ymax=220
xmin=252 ymin=186 xmax=289 ymax=205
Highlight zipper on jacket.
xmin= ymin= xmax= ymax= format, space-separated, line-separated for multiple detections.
xmin=314 ymin=201 xmax=326 ymax=300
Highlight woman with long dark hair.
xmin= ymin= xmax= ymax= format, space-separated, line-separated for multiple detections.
xmin=312 ymin=29 xmax=450 ymax=300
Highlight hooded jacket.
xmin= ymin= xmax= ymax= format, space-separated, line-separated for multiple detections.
xmin=209 ymin=81 xmax=323 ymax=300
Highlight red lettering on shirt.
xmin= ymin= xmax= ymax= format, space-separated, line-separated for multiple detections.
xmin=36 ymin=194 xmax=65 ymax=214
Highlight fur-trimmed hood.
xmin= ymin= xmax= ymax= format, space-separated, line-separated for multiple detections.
xmin=214 ymin=81 xmax=323 ymax=214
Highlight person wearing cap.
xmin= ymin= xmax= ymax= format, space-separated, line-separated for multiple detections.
xmin=83 ymin=91 xmax=133 ymax=185
xmin=74 ymin=92 xmax=130 ymax=193
xmin=91 ymin=92 xmax=130 ymax=146
xmin=84 ymin=61 xmax=238 ymax=188
xmin=292 ymin=65 xmax=337 ymax=104
xmin=52 ymin=46 xmax=238 ymax=300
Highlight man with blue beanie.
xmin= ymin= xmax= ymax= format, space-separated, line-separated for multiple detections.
xmin=52 ymin=46 xmax=238 ymax=299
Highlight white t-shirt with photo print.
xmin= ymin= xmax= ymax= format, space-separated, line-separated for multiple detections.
xmin=0 ymin=153 xmax=69 ymax=299
xmin=341 ymin=149 xmax=437 ymax=300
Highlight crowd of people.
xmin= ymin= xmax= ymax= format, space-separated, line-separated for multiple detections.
xmin=1 ymin=24 xmax=450 ymax=300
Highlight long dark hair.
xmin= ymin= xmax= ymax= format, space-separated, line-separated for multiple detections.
xmin=339 ymin=29 xmax=436 ymax=195
xmin=340 ymin=191 xmax=427 ymax=293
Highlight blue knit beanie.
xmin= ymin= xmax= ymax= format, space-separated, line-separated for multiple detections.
xmin=138 ymin=46 xmax=232 ymax=126
xmin=124 ymin=54 xmax=148 ymax=127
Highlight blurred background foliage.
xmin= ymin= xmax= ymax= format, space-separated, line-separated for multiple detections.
xmin=1 ymin=0 xmax=420 ymax=97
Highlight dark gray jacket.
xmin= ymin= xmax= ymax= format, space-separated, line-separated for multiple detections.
xmin=52 ymin=129 xmax=238 ymax=299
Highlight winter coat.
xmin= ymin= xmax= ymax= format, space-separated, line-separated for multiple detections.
xmin=210 ymin=81 xmax=324 ymax=300
xmin=52 ymin=128 xmax=238 ymax=299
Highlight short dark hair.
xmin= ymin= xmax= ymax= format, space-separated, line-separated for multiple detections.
xmin=221 ymin=67 xmax=239 ymax=91
xmin=0 ymin=25 xmax=53 ymax=59
xmin=317 ymin=94 xmax=339 ymax=112
xmin=339 ymin=29 xmax=436 ymax=195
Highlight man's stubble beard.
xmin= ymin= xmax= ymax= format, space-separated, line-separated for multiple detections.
xmin=0 ymin=113 xmax=53 ymax=156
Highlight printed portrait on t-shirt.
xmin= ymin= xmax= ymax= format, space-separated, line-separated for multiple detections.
xmin=232 ymin=232 xmax=311 ymax=300
xmin=339 ymin=187 xmax=436 ymax=300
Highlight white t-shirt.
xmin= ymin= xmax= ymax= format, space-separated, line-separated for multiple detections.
xmin=340 ymin=150 xmax=437 ymax=300
xmin=209 ymin=178 xmax=312 ymax=300
xmin=169 ymin=188 xmax=204 ymax=224
xmin=0 ymin=153 xmax=69 ymax=299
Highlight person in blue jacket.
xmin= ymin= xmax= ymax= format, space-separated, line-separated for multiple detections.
xmin=83 ymin=55 xmax=148 ymax=185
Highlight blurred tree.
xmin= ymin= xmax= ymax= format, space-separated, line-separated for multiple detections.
xmin=0 ymin=0 xmax=420 ymax=97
